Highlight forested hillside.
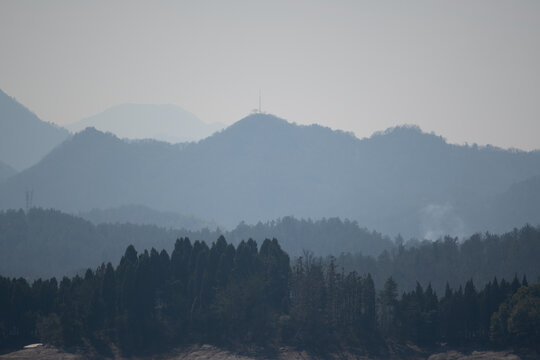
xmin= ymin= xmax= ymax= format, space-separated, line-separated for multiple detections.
xmin=0 ymin=209 xmax=178 ymax=279
xmin=217 ymin=217 xmax=393 ymax=257
xmin=490 ymin=176 xmax=540 ymax=233
xmin=1 ymin=114 xmax=539 ymax=239
xmin=0 ymin=209 xmax=391 ymax=278
xmin=1 ymin=237 xmax=538 ymax=355
xmin=1 ymin=208 xmax=539 ymax=294
xmin=78 ymin=204 xmax=219 ymax=231
xmin=336 ymin=225 xmax=540 ymax=293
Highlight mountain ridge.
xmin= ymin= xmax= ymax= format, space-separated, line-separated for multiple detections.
xmin=1 ymin=113 xmax=539 ymax=239
xmin=0 ymin=208 xmax=392 ymax=279
xmin=77 ymin=204 xmax=220 ymax=231
xmin=0 ymin=89 xmax=70 ymax=170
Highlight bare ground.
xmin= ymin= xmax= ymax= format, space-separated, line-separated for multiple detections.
xmin=427 ymin=350 xmax=521 ymax=360
xmin=0 ymin=344 xmax=529 ymax=360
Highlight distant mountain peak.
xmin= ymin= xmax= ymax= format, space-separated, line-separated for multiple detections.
xmin=231 ymin=113 xmax=290 ymax=128
xmin=367 ymin=124 xmax=447 ymax=148
xmin=379 ymin=124 xmax=423 ymax=135
xmin=207 ymin=113 xmax=339 ymax=147
xmin=67 ymin=103 xmax=225 ymax=143
xmin=370 ymin=124 xmax=432 ymax=139
xmin=76 ymin=126 xmax=112 ymax=136
xmin=69 ymin=126 xmax=119 ymax=142
xmin=204 ymin=113 xmax=291 ymax=139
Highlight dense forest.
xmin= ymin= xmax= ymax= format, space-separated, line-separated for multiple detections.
xmin=1 ymin=236 xmax=539 ymax=356
xmin=337 ymin=224 xmax=540 ymax=293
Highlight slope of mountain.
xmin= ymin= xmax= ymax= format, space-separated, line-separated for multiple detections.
xmin=78 ymin=204 xmax=219 ymax=231
xmin=488 ymin=175 xmax=540 ymax=232
xmin=1 ymin=113 xmax=539 ymax=239
xmin=221 ymin=216 xmax=393 ymax=257
xmin=0 ymin=127 xmax=182 ymax=212
xmin=0 ymin=208 xmax=179 ymax=279
xmin=0 ymin=89 xmax=70 ymax=171
xmin=67 ymin=103 xmax=225 ymax=143
xmin=0 ymin=161 xmax=16 ymax=183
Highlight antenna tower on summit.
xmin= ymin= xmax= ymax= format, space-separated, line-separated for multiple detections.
xmin=259 ymin=89 xmax=261 ymax=113
xmin=25 ymin=189 xmax=33 ymax=212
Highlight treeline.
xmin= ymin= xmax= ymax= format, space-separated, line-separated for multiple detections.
xmin=1 ymin=237 xmax=539 ymax=355
xmin=78 ymin=204 xmax=219 ymax=232
xmin=224 ymin=216 xmax=392 ymax=257
xmin=337 ymin=225 xmax=540 ymax=293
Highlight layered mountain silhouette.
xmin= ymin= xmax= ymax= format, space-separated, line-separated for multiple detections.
xmin=0 ymin=113 xmax=539 ymax=239
xmin=67 ymin=103 xmax=225 ymax=143
xmin=0 ymin=89 xmax=70 ymax=171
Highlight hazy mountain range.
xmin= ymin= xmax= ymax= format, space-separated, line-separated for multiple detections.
xmin=0 ymin=89 xmax=70 ymax=171
xmin=66 ymin=103 xmax=225 ymax=143
xmin=1 ymin=89 xmax=225 ymax=175
xmin=1 ymin=106 xmax=539 ymax=239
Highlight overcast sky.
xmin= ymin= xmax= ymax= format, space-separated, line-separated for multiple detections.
xmin=1 ymin=0 xmax=539 ymax=150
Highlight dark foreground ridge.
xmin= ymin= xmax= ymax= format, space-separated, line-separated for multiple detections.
xmin=1 ymin=236 xmax=539 ymax=358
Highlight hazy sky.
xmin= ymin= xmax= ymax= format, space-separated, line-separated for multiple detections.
xmin=1 ymin=0 xmax=539 ymax=150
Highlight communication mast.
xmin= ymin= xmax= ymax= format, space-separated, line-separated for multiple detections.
xmin=25 ymin=189 xmax=33 ymax=212
xmin=259 ymin=89 xmax=261 ymax=113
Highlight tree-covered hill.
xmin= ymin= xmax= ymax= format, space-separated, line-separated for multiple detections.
xmin=1 ymin=208 xmax=539 ymax=296
xmin=0 ymin=208 xmax=391 ymax=279
xmin=77 ymin=204 xmax=220 ymax=232
xmin=336 ymin=225 xmax=540 ymax=294
xmin=1 ymin=113 xmax=539 ymax=239
xmin=0 ymin=208 xmax=178 ymax=279
xmin=489 ymin=175 xmax=540 ymax=233
xmin=220 ymin=216 xmax=393 ymax=258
